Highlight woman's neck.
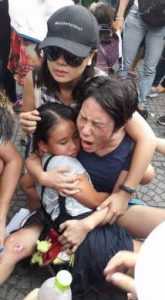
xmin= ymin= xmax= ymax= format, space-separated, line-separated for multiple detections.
xmin=57 ymin=78 xmax=80 ymax=105
xmin=96 ymin=129 xmax=126 ymax=156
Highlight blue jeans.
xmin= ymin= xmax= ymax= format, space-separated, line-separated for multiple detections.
xmin=118 ymin=6 xmax=165 ymax=104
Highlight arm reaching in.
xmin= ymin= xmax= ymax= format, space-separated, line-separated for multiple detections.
xmin=20 ymin=71 xmax=41 ymax=133
xmin=113 ymin=0 xmax=130 ymax=31
xmin=0 ymin=142 xmax=22 ymax=257
xmin=26 ymin=153 xmax=80 ymax=195
xmin=58 ymin=208 xmax=109 ymax=252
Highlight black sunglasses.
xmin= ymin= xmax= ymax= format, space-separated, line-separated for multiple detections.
xmin=43 ymin=46 xmax=86 ymax=67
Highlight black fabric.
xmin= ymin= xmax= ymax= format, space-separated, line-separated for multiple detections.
xmin=71 ymin=224 xmax=133 ymax=296
xmin=0 ymin=0 xmax=16 ymax=102
xmin=36 ymin=156 xmax=133 ymax=296
xmin=138 ymin=0 xmax=165 ymax=27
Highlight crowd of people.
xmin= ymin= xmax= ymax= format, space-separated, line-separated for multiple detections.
xmin=0 ymin=0 xmax=165 ymax=299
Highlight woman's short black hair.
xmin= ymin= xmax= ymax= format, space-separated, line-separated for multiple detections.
xmin=79 ymin=76 xmax=138 ymax=132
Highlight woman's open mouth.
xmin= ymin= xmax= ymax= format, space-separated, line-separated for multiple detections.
xmin=81 ymin=139 xmax=93 ymax=151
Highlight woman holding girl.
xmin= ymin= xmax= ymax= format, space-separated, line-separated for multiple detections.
xmin=20 ymin=5 xmax=156 ymax=223
xmin=0 ymin=83 xmax=141 ymax=294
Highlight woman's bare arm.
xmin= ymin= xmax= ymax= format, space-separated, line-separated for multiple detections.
xmin=19 ymin=72 xmax=41 ymax=133
xmin=124 ymin=112 xmax=156 ymax=189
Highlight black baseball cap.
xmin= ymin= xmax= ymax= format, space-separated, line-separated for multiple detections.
xmin=39 ymin=5 xmax=99 ymax=57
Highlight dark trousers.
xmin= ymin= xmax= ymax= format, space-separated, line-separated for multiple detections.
xmin=153 ymin=46 xmax=165 ymax=88
xmin=0 ymin=0 xmax=16 ymax=102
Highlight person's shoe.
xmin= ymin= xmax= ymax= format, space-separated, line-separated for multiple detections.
xmin=137 ymin=104 xmax=148 ymax=119
xmin=148 ymin=87 xmax=158 ymax=98
xmin=157 ymin=115 xmax=165 ymax=126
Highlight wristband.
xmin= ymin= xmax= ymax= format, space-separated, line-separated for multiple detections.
xmin=115 ymin=16 xmax=124 ymax=20
xmin=119 ymin=184 xmax=136 ymax=195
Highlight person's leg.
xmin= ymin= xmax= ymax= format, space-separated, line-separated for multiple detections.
xmin=155 ymin=137 xmax=165 ymax=154
xmin=20 ymin=173 xmax=41 ymax=211
xmin=138 ymin=26 xmax=165 ymax=105
xmin=117 ymin=205 xmax=165 ymax=239
xmin=118 ymin=10 xmax=146 ymax=79
xmin=0 ymin=224 xmax=42 ymax=285
xmin=152 ymin=46 xmax=165 ymax=87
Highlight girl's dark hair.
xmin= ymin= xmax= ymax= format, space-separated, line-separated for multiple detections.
xmin=0 ymin=89 xmax=14 ymax=143
xmin=78 ymin=76 xmax=138 ymax=132
xmin=33 ymin=102 xmax=78 ymax=153
xmin=90 ymin=2 xmax=117 ymax=44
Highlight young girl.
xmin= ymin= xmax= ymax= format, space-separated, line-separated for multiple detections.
xmin=0 ymin=89 xmax=22 ymax=257
xmin=0 ymin=101 xmax=141 ymax=296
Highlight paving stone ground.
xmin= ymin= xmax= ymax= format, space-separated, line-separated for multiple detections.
xmin=0 ymin=82 xmax=164 ymax=300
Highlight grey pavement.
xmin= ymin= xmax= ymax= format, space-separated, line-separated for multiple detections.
xmin=0 ymin=88 xmax=165 ymax=300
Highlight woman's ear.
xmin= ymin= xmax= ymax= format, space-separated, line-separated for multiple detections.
xmin=87 ymin=50 xmax=97 ymax=66
xmin=38 ymin=141 xmax=48 ymax=154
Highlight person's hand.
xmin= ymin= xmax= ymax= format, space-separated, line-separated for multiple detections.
xmin=19 ymin=110 xmax=41 ymax=133
xmin=41 ymin=168 xmax=80 ymax=196
xmin=58 ymin=219 xmax=90 ymax=253
xmin=104 ymin=251 xmax=137 ymax=296
xmin=112 ymin=19 xmax=124 ymax=32
xmin=97 ymin=191 xmax=129 ymax=224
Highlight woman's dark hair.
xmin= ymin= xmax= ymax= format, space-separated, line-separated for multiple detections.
xmin=78 ymin=76 xmax=138 ymax=132
xmin=33 ymin=102 xmax=78 ymax=153
xmin=90 ymin=2 xmax=117 ymax=44
xmin=36 ymin=52 xmax=97 ymax=99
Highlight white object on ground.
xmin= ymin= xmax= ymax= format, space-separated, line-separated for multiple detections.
xmin=135 ymin=221 xmax=165 ymax=300
xmin=5 ymin=208 xmax=30 ymax=237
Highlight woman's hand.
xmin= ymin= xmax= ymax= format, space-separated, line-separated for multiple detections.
xmin=97 ymin=190 xmax=129 ymax=224
xmin=41 ymin=168 xmax=80 ymax=196
xmin=112 ymin=19 xmax=124 ymax=32
xmin=19 ymin=110 xmax=41 ymax=133
xmin=58 ymin=219 xmax=90 ymax=253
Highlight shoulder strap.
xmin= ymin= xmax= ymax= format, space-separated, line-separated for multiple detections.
xmin=41 ymin=155 xmax=54 ymax=200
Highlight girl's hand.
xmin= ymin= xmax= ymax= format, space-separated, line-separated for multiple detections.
xmin=19 ymin=110 xmax=41 ymax=133
xmin=58 ymin=219 xmax=90 ymax=253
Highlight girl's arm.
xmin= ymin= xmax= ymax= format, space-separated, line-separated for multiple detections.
xmin=72 ymin=174 xmax=109 ymax=208
xmin=0 ymin=142 xmax=22 ymax=248
xmin=19 ymin=71 xmax=41 ymax=133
